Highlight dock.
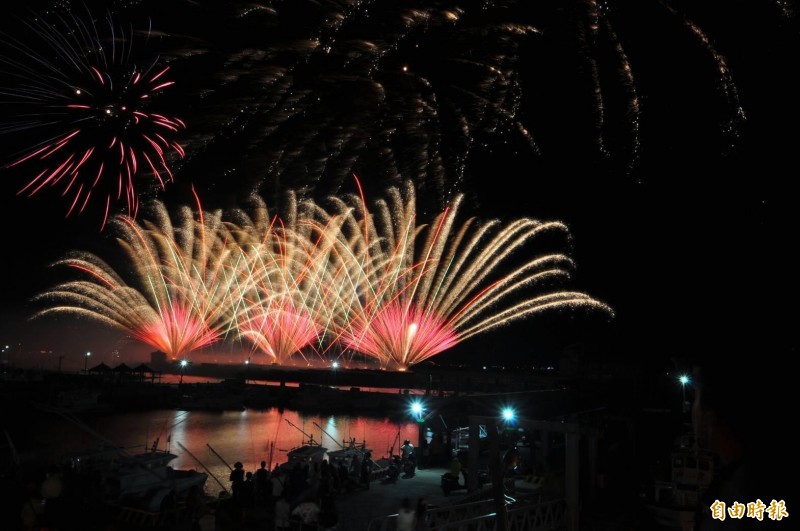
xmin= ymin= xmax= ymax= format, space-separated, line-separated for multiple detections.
xmin=333 ymin=465 xmax=473 ymax=530
xmin=185 ymin=463 xmax=555 ymax=531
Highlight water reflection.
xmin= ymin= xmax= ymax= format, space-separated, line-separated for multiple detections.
xmin=51 ymin=408 xmax=419 ymax=497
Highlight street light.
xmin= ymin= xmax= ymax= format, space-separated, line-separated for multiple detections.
xmin=179 ymin=359 xmax=188 ymax=385
xmin=409 ymin=399 xmax=425 ymax=422
xmin=84 ymin=351 xmax=91 ymax=373
xmin=679 ymin=374 xmax=690 ymax=413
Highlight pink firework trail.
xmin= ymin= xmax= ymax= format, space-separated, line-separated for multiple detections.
xmin=33 ymin=182 xmax=612 ymax=369
xmin=2 ymin=7 xmax=185 ymax=227
xmin=324 ymin=179 xmax=613 ymax=370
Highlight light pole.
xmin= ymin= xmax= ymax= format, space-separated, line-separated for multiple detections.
xmin=679 ymin=374 xmax=690 ymax=413
xmin=245 ymin=357 xmax=250 ymax=384
xmin=179 ymin=359 xmax=188 ymax=385
xmin=84 ymin=351 xmax=91 ymax=374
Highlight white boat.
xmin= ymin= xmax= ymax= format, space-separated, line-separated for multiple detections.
xmin=64 ymin=444 xmax=208 ymax=511
xmin=281 ymin=437 xmax=328 ymax=471
xmin=326 ymin=438 xmax=372 ymax=466
xmin=326 ymin=438 xmax=386 ymax=482
xmin=278 ymin=419 xmax=329 ymax=471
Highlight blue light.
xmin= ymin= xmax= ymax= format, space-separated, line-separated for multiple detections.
xmin=409 ymin=400 xmax=425 ymax=422
xmin=679 ymin=375 xmax=690 ymax=385
xmin=501 ymin=407 xmax=515 ymax=422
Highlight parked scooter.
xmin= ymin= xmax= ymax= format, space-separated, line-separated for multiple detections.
xmin=386 ymin=451 xmax=416 ymax=480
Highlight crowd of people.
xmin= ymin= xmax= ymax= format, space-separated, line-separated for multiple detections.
xmin=220 ymin=451 xmax=377 ymax=530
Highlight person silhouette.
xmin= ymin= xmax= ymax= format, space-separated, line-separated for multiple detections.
xmin=229 ymin=461 xmax=245 ymax=501
xmin=254 ymin=460 xmax=269 ymax=504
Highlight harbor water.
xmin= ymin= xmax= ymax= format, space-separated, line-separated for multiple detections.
xmin=16 ymin=406 xmax=421 ymax=498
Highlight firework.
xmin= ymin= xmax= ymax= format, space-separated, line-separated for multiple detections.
xmin=224 ymin=194 xmax=343 ymax=365
xmin=142 ymin=0 xmax=781 ymax=204
xmin=33 ymin=199 xmax=242 ymax=359
xmin=314 ymin=180 xmax=613 ymax=370
xmin=32 ymin=179 xmax=612 ymax=369
xmin=0 ymin=5 xmax=185 ymax=225
xmin=144 ymin=0 xmax=538 ymax=206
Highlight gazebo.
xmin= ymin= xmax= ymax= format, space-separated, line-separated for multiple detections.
xmin=112 ymin=363 xmax=133 ymax=381
xmin=88 ymin=362 xmax=113 ymax=376
xmin=132 ymin=363 xmax=160 ymax=383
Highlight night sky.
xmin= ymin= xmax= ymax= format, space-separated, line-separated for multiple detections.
xmin=1 ymin=0 xmax=798 ymax=370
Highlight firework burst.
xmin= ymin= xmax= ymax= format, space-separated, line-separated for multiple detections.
xmin=317 ymin=180 xmax=613 ymax=370
xmin=224 ymin=194 xmax=344 ymax=365
xmin=32 ymin=179 xmax=612 ymax=369
xmin=33 ymin=199 xmax=243 ymax=359
xmin=143 ymin=0 xmax=787 ymax=203
xmin=147 ymin=0 xmax=538 ymax=206
xmin=0 ymin=5 xmax=185 ymax=225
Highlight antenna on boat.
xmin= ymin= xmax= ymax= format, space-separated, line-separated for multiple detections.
xmin=178 ymin=442 xmax=229 ymax=496
xmin=206 ymin=443 xmax=234 ymax=471
xmin=313 ymin=421 xmax=346 ymax=449
xmin=285 ymin=418 xmax=317 ymax=445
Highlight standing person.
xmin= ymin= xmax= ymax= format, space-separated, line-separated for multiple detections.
xmin=229 ymin=461 xmax=245 ymax=501
xmin=400 ymin=439 xmax=415 ymax=461
xmin=396 ymin=497 xmax=416 ymax=531
xmin=241 ymin=471 xmax=255 ymax=521
xmin=690 ymin=340 xmax=791 ymax=530
xmin=400 ymin=439 xmax=416 ymax=476
xmin=254 ymin=460 xmax=269 ymax=505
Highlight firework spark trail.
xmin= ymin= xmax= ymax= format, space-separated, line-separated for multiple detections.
xmin=33 ymin=180 xmax=609 ymax=368
xmin=5 ymin=0 xmax=781 ymax=214
xmin=0 ymin=5 xmax=184 ymax=224
xmin=151 ymin=0 xmax=537 ymax=204
xmin=224 ymin=194 xmax=339 ymax=365
xmin=33 ymin=200 xmax=244 ymax=358
xmin=321 ymin=180 xmax=613 ymax=370
xmin=656 ymin=1 xmax=746 ymax=132
xmin=151 ymin=0 xmax=766 ymax=203
xmin=28 ymin=181 xmax=611 ymax=370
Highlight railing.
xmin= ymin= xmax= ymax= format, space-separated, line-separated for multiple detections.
xmin=367 ymin=498 xmax=566 ymax=531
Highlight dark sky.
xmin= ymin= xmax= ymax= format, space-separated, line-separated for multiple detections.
xmin=1 ymin=0 xmax=798 ymax=368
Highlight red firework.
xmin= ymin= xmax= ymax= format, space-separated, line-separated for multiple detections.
xmin=1 ymin=7 xmax=185 ymax=227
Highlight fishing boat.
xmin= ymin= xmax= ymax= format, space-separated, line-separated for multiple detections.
xmin=63 ymin=441 xmax=209 ymax=512
xmin=311 ymin=420 xmax=372 ymax=464
xmin=279 ymin=419 xmax=328 ymax=471
xmin=326 ymin=437 xmax=372 ymax=466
